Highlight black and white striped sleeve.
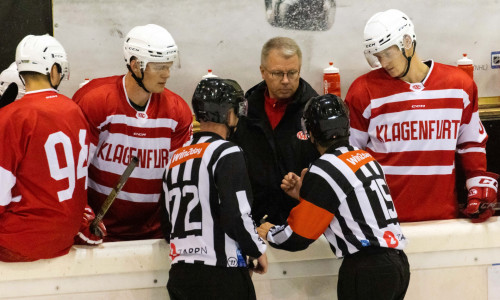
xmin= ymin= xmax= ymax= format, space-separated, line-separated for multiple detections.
xmin=214 ymin=144 xmax=267 ymax=258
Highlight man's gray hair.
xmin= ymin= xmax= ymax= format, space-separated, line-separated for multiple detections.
xmin=261 ymin=37 xmax=302 ymax=67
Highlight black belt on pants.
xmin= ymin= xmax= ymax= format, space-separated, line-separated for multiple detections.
xmin=353 ymin=246 xmax=402 ymax=256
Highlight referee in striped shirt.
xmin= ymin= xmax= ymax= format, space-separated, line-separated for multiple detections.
xmin=258 ymin=94 xmax=410 ymax=300
xmin=163 ymin=78 xmax=267 ymax=299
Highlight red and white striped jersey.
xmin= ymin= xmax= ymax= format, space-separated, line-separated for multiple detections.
xmin=73 ymin=76 xmax=193 ymax=241
xmin=0 ymin=89 xmax=90 ymax=260
xmin=345 ymin=61 xmax=487 ymax=222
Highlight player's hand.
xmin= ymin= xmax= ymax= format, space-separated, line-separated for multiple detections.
xmin=464 ymin=172 xmax=499 ymax=223
xmin=251 ymin=253 xmax=268 ymax=275
xmin=74 ymin=205 xmax=107 ymax=245
xmin=280 ymin=168 xmax=307 ymax=200
xmin=257 ymin=222 xmax=275 ymax=240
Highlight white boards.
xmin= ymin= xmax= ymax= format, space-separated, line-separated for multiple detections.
xmin=53 ymin=0 xmax=500 ymax=103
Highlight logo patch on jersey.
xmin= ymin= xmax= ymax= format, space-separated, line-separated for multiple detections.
xmin=170 ymin=143 xmax=209 ymax=168
xmin=360 ymin=239 xmax=371 ymax=247
xmin=169 ymin=243 xmax=180 ymax=261
xmin=227 ymin=257 xmax=238 ymax=267
xmin=136 ymin=111 xmax=148 ymax=119
xmin=409 ymin=83 xmax=424 ymax=92
xmin=383 ymin=231 xmax=399 ymax=248
xmin=338 ymin=150 xmax=374 ymax=173
xmin=296 ymin=131 xmax=309 ymax=140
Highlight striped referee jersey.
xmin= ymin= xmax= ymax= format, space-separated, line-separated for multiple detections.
xmin=163 ymin=132 xmax=266 ymax=267
xmin=267 ymin=142 xmax=407 ymax=257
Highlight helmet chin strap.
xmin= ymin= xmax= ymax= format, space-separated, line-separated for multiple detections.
xmin=225 ymin=123 xmax=237 ymax=140
xmin=397 ymin=40 xmax=417 ymax=79
xmin=127 ymin=65 xmax=151 ymax=93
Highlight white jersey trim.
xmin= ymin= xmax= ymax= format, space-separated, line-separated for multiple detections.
xmin=456 ymin=147 xmax=486 ymax=154
xmin=97 ymin=114 xmax=179 ymax=130
xmin=382 ymin=164 xmax=455 ymax=175
xmin=0 ymin=166 xmax=16 ymax=206
xmin=25 ymin=88 xmax=58 ymax=95
xmin=88 ymin=178 xmax=159 ymax=203
xmin=364 ymin=88 xmax=471 ymax=118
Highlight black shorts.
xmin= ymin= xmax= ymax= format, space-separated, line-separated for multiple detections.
xmin=167 ymin=263 xmax=256 ymax=300
xmin=337 ymin=247 xmax=410 ymax=300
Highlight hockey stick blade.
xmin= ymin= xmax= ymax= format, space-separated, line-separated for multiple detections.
xmin=0 ymin=83 xmax=18 ymax=109
xmin=90 ymin=156 xmax=139 ymax=236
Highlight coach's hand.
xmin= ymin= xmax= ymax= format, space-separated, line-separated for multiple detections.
xmin=74 ymin=205 xmax=107 ymax=245
xmin=281 ymin=168 xmax=307 ymax=200
xmin=463 ymin=172 xmax=499 ymax=223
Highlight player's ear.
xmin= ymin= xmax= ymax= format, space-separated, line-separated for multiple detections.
xmin=403 ymin=34 xmax=413 ymax=50
xmin=129 ymin=57 xmax=141 ymax=73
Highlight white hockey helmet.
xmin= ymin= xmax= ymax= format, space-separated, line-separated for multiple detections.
xmin=15 ymin=34 xmax=70 ymax=80
xmin=363 ymin=9 xmax=416 ymax=68
xmin=123 ymin=24 xmax=178 ymax=71
xmin=0 ymin=62 xmax=25 ymax=100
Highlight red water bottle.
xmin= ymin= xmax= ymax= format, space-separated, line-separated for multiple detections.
xmin=457 ymin=53 xmax=474 ymax=79
xmin=323 ymin=62 xmax=341 ymax=97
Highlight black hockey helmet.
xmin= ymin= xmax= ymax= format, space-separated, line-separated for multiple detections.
xmin=302 ymin=94 xmax=349 ymax=143
xmin=192 ymin=78 xmax=248 ymax=124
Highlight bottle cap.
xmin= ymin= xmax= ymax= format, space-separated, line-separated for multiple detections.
xmin=202 ymin=69 xmax=218 ymax=79
xmin=323 ymin=62 xmax=339 ymax=74
xmin=457 ymin=53 xmax=473 ymax=65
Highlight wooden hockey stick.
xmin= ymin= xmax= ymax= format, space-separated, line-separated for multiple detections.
xmin=90 ymin=156 xmax=139 ymax=236
xmin=459 ymin=202 xmax=500 ymax=211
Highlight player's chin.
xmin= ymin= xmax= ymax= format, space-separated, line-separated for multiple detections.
xmin=150 ymin=84 xmax=166 ymax=93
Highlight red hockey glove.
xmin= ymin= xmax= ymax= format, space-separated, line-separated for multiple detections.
xmin=74 ymin=205 xmax=107 ymax=245
xmin=463 ymin=172 xmax=499 ymax=223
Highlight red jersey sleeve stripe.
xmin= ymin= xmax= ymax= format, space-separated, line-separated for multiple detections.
xmin=287 ymin=198 xmax=334 ymax=240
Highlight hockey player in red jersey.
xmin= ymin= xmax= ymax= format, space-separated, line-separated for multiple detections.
xmin=345 ymin=9 xmax=498 ymax=222
xmin=0 ymin=34 xmax=94 ymax=261
xmin=73 ymin=24 xmax=193 ymax=241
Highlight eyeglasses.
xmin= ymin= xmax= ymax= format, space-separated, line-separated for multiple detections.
xmin=265 ymin=68 xmax=300 ymax=80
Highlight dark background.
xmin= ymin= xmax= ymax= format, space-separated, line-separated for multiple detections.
xmin=0 ymin=0 xmax=53 ymax=72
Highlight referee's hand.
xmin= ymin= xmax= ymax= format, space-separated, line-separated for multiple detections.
xmin=251 ymin=253 xmax=268 ymax=275
xmin=257 ymin=222 xmax=274 ymax=240
xmin=280 ymin=168 xmax=308 ymax=200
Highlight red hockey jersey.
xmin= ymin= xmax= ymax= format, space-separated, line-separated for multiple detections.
xmin=345 ymin=61 xmax=487 ymax=222
xmin=73 ymin=76 xmax=192 ymax=241
xmin=0 ymin=89 xmax=90 ymax=260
